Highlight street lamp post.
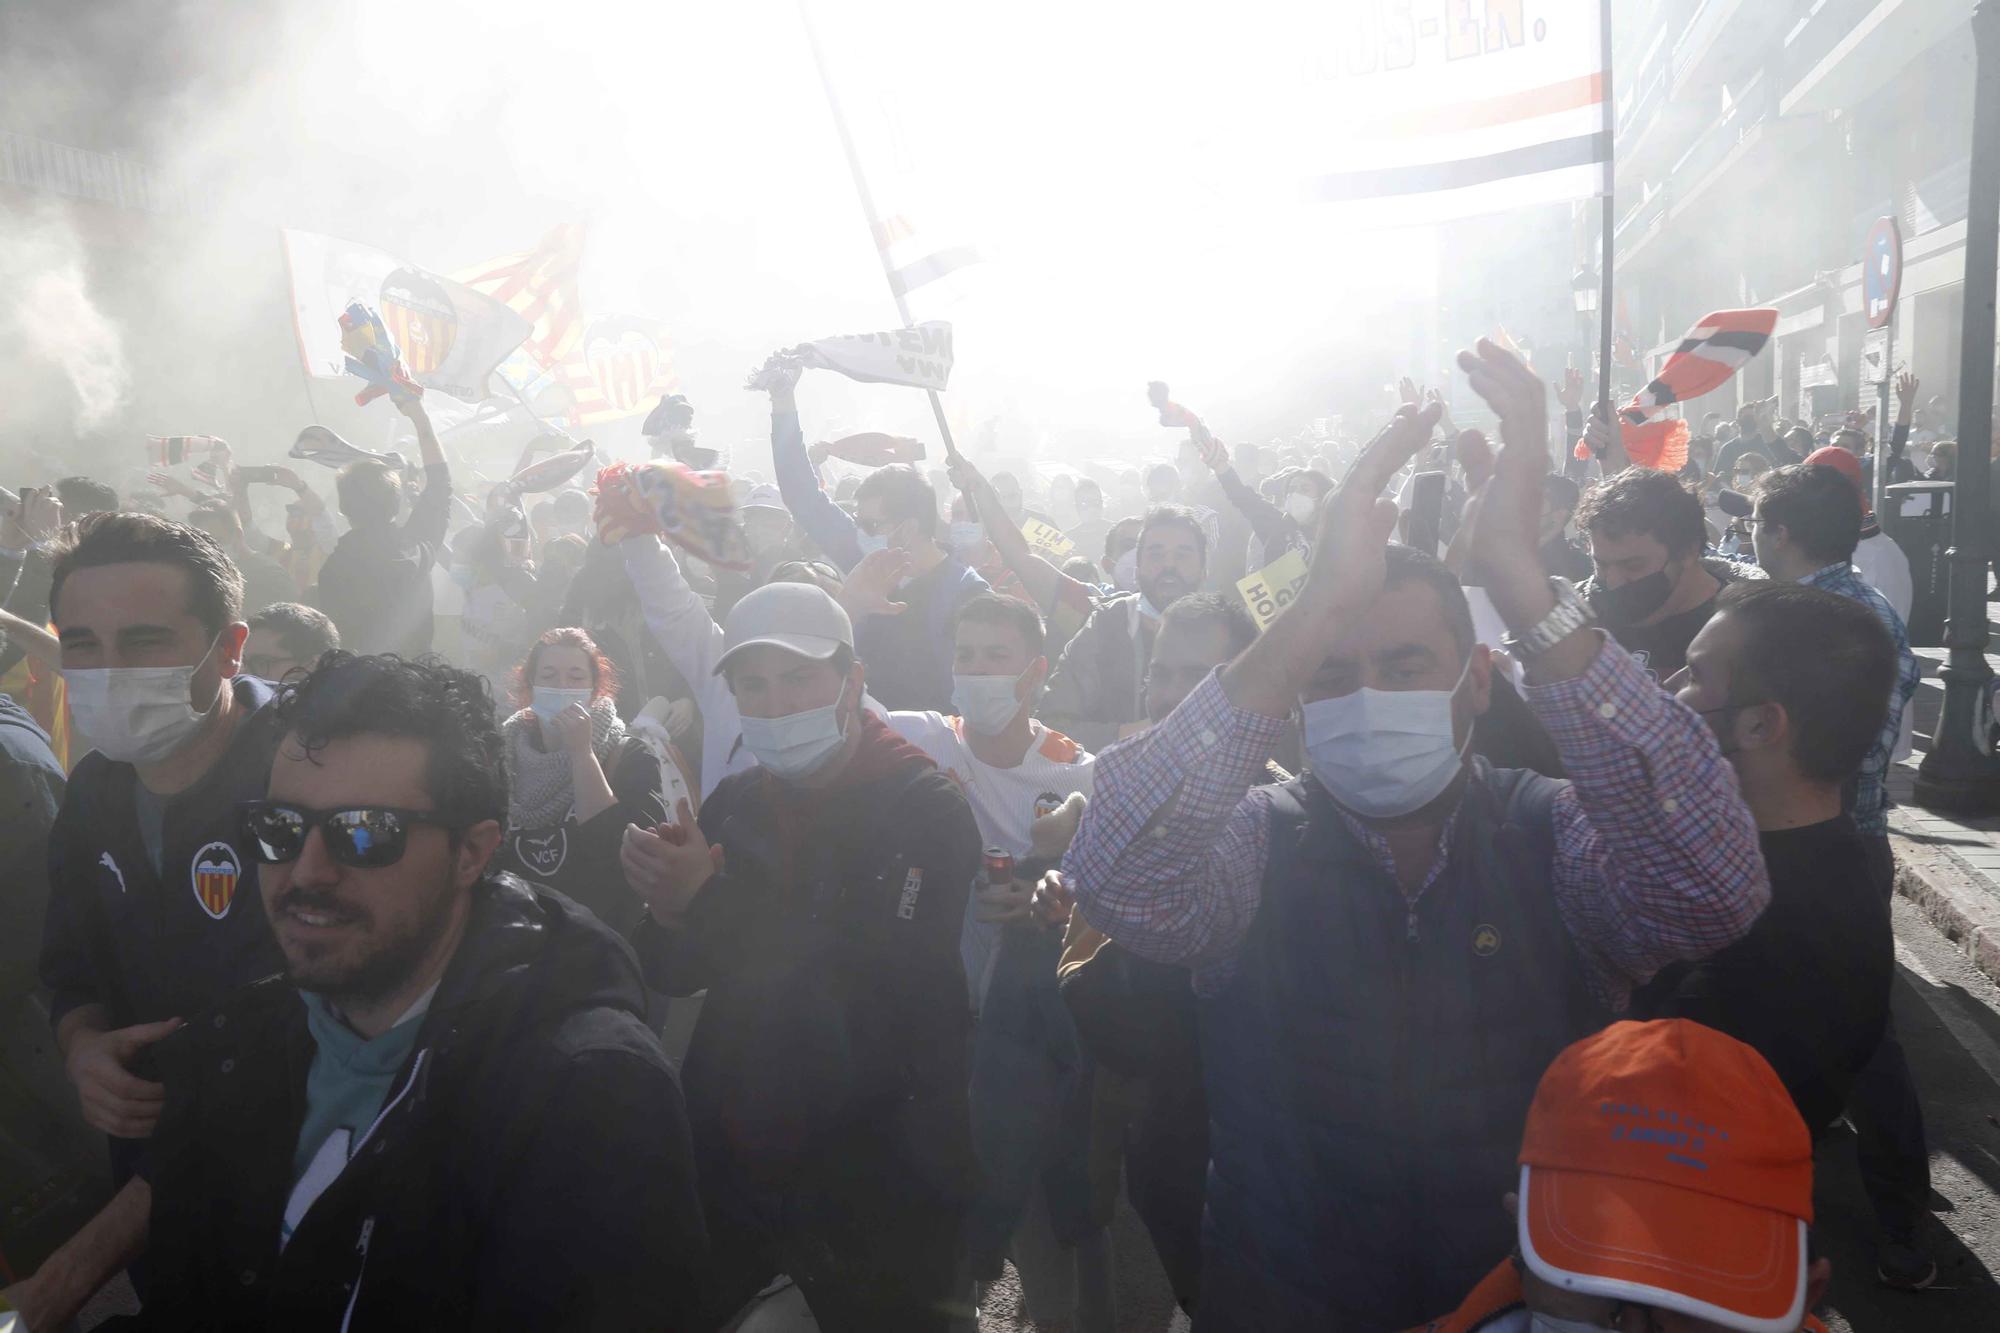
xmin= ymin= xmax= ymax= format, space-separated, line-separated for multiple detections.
xmin=1915 ymin=0 xmax=2000 ymax=812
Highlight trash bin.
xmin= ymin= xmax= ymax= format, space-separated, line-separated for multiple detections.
xmin=1883 ymin=480 xmax=1953 ymax=646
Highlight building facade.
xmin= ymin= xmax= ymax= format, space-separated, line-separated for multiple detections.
xmin=1601 ymin=0 xmax=1979 ymax=437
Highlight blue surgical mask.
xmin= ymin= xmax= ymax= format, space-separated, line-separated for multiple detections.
xmin=953 ymin=669 xmax=1030 ymax=736
xmin=855 ymin=530 xmax=889 ymax=557
xmin=1302 ymin=654 xmax=1473 ymax=819
xmin=531 ymin=686 xmax=592 ymax=727
xmin=740 ymin=683 xmax=851 ymax=780
xmin=948 ymin=521 xmax=985 ymax=556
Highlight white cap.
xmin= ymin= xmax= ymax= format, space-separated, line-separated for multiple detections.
xmin=740 ymin=482 xmax=787 ymax=514
xmin=714 ymin=580 xmax=854 ymax=676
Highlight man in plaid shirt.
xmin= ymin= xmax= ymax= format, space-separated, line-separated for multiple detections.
xmin=1060 ymin=345 xmax=1769 ymax=1331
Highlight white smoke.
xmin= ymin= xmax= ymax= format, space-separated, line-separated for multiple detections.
xmin=0 ymin=205 xmax=130 ymax=432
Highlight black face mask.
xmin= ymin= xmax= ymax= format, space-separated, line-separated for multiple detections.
xmin=1589 ymin=566 xmax=1675 ymax=627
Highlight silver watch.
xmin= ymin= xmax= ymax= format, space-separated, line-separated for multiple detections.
xmin=1502 ymin=577 xmax=1594 ymax=659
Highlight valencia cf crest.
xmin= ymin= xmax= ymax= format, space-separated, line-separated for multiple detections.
xmin=513 ymin=827 xmax=569 ymax=879
xmin=191 ymin=841 xmax=243 ymax=920
xmin=379 ymin=267 xmax=458 ymax=378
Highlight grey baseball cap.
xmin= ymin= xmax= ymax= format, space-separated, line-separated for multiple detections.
xmin=714 ymin=580 xmax=854 ymax=675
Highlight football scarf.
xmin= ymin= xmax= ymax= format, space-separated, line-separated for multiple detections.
xmin=1578 ymin=308 xmax=1776 ymax=471
xmin=592 ymin=460 xmax=751 ymax=571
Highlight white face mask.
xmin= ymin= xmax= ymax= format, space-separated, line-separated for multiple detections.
xmin=1285 ymin=493 xmax=1317 ymax=524
xmin=740 ymin=682 xmax=851 ymax=781
xmin=953 ymin=669 xmax=1030 ymax=736
xmin=1112 ymin=547 xmax=1138 ymax=592
xmin=855 ymin=530 xmax=890 ymax=557
xmin=65 ymin=636 xmax=224 ymax=765
xmin=531 ymin=686 xmax=592 ymax=727
xmin=947 ymin=521 xmax=985 ymax=557
xmin=1302 ymin=653 xmax=1473 ymax=819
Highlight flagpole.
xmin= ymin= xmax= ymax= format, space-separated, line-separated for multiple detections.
xmin=1596 ymin=0 xmax=1616 ymax=416
xmin=796 ymin=0 xmax=963 ymax=462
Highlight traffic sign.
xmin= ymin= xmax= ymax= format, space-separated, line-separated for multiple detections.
xmin=1865 ymin=216 xmax=1902 ymax=329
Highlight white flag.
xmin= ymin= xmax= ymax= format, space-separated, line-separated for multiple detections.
xmin=798 ymin=321 xmax=953 ymax=392
xmin=283 ymin=230 xmax=531 ymax=403
xmin=1299 ymin=2 xmax=1608 ymax=222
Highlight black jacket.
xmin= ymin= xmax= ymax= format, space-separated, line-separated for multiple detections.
xmin=132 ymin=875 xmax=705 ymax=1332
xmin=1041 ymin=593 xmax=1153 ymax=751
xmin=495 ymin=733 xmax=666 ymax=935
xmin=311 ymin=462 xmax=451 ymax=658
xmin=634 ymin=716 xmax=980 ymax=1250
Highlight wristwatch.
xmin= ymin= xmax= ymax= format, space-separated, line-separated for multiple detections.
xmin=1502 ymin=576 xmax=1595 ymax=659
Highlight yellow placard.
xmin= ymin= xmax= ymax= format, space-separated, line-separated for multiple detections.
xmin=1235 ymin=548 xmax=1310 ymax=630
xmin=1021 ymin=518 xmax=1075 ymax=560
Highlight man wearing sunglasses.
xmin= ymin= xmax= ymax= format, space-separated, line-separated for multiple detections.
xmin=132 ymin=653 xmax=704 ymax=1329
xmin=13 ymin=513 xmax=285 ymax=1330
xmin=623 ymin=579 xmax=982 ymax=1331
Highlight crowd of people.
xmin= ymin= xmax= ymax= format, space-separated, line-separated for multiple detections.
xmin=0 ymin=335 xmax=1942 ymax=1332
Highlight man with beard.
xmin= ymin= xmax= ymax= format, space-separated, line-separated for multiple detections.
xmin=130 ymin=654 xmax=704 ymax=1330
xmin=1576 ymin=468 xmax=1745 ymax=683
xmin=1042 ymin=506 xmax=1207 ymax=749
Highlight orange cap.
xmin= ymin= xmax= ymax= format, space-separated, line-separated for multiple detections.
xmin=1804 ymin=445 xmax=1872 ymax=519
xmin=1518 ymin=1020 xmax=1812 ymax=1332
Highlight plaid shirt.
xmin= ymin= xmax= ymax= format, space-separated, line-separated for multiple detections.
xmin=1799 ymin=562 xmax=1922 ymax=837
xmin=1063 ymin=633 xmax=1769 ymax=1005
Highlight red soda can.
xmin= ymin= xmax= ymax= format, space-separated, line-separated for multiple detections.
xmin=983 ymin=847 xmax=1016 ymax=887
xmin=1033 ymin=792 xmax=1064 ymax=819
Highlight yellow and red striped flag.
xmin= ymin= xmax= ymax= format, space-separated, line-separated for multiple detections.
xmin=455 ymin=223 xmax=587 ymax=372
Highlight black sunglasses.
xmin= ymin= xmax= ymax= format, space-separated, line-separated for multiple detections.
xmin=240 ymin=801 xmax=458 ymax=869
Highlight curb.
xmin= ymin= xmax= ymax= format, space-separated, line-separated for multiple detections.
xmin=1892 ymin=832 xmax=2000 ymax=986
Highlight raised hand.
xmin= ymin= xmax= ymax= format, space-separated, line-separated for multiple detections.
xmin=1896 ymin=371 xmax=1920 ymax=413
xmin=1457 ymin=339 xmax=1596 ymax=678
xmin=620 ymin=799 xmax=721 ymax=919
xmin=1556 ymin=363 xmax=1585 ymax=412
xmin=839 ymin=547 xmax=912 ymax=619
xmin=1198 ymin=435 xmax=1230 ymax=474
xmin=1316 ymin=400 xmax=1446 ymax=614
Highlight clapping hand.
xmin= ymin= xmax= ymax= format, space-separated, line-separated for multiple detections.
xmin=621 ymin=799 xmax=722 ymax=920
xmin=1456 ymin=338 xmax=1597 ymax=678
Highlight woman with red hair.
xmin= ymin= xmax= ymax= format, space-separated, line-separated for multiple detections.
xmin=495 ymin=627 xmax=666 ymax=931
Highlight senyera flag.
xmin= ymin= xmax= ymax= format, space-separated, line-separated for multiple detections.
xmin=283 ymin=230 xmax=531 ymax=404
xmin=1301 ymin=3 xmax=1608 ymax=222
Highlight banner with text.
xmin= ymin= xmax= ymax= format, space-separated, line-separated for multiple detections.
xmin=797 ymin=321 xmax=954 ymax=392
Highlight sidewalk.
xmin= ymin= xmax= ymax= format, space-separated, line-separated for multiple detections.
xmin=1888 ymin=647 xmax=2000 ymax=985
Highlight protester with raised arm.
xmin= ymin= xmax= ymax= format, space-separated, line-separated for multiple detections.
xmin=311 ymin=396 xmax=452 ymax=658
xmin=949 ymin=451 xmax=1100 ymax=646
xmin=1062 ymin=343 xmax=1768 ymax=1330
xmin=762 ymin=355 xmax=986 ymax=711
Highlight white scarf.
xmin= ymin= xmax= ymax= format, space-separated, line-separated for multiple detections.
xmin=502 ymin=696 xmax=624 ymax=829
